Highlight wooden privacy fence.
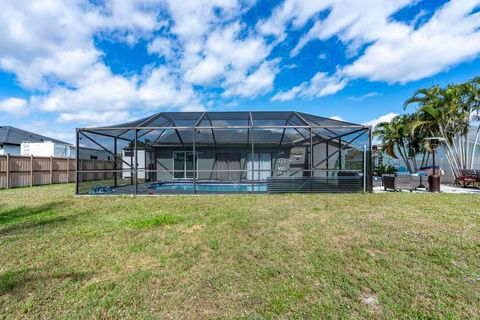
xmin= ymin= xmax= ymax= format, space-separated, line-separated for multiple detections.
xmin=0 ymin=155 xmax=114 ymax=189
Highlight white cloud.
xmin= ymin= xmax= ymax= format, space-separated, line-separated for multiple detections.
xmin=0 ymin=98 xmax=28 ymax=115
xmin=139 ymin=67 xmax=203 ymax=110
xmin=147 ymin=37 xmax=175 ymax=59
xmin=96 ymin=0 xmax=163 ymax=39
xmin=272 ymin=72 xmax=348 ymax=101
xmin=291 ymin=0 xmax=413 ymax=56
xmin=165 ymin=0 xmax=240 ymax=42
xmin=33 ymin=64 xmax=139 ymax=113
xmin=257 ymin=0 xmax=331 ymax=40
xmin=330 ymin=115 xmax=344 ymax=121
xmin=0 ymin=0 xmax=166 ymax=90
xmin=185 ymin=55 xmax=225 ymax=85
xmin=58 ymin=110 xmax=131 ymax=125
xmin=343 ymin=1 xmax=480 ymax=83
xmin=347 ymin=92 xmax=378 ymax=101
xmin=29 ymin=64 xmax=204 ymax=125
xmin=267 ymin=0 xmax=480 ymax=98
xmin=363 ymin=112 xmax=398 ymax=129
xmin=0 ymin=0 xmax=99 ymax=89
xmin=183 ymin=22 xmax=275 ymax=96
xmin=222 ymin=60 xmax=279 ymax=98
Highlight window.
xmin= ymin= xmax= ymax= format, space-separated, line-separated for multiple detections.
xmin=90 ymin=155 xmax=98 ymax=160
xmin=173 ymin=151 xmax=197 ymax=179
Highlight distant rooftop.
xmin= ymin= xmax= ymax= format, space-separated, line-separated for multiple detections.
xmin=0 ymin=126 xmax=69 ymax=146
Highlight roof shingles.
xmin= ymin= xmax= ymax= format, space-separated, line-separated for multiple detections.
xmin=0 ymin=126 xmax=69 ymax=146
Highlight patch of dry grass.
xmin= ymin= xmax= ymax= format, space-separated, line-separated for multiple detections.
xmin=0 ymin=184 xmax=479 ymax=319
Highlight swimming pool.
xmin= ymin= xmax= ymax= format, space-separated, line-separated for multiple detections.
xmin=148 ymin=182 xmax=267 ymax=192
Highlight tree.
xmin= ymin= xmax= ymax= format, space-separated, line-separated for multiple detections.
xmin=404 ymin=77 xmax=480 ymax=178
xmin=374 ymin=114 xmax=428 ymax=173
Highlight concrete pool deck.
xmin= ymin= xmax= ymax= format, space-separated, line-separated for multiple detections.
xmin=373 ymin=184 xmax=480 ymax=194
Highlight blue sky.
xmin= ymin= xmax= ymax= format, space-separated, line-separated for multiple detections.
xmin=1 ymin=0 xmax=480 ymax=142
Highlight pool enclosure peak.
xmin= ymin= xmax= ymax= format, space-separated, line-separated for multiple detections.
xmin=82 ymin=111 xmax=367 ymax=130
xmin=76 ymin=110 xmax=372 ymax=195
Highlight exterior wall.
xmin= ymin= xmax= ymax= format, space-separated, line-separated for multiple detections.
xmin=153 ymin=142 xmax=342 ymax=182
xmin=122 ymin=150 xmax=146 ymax=179
xmin=22 ymin=142 xmax=54 ymax=157
xmin=3 ymin=143 xmax=111 ymax=161
xmin=155 ymin=146 xmax=292 ymax=182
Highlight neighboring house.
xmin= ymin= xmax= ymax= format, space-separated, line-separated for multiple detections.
xmin=0 ymin=126 xmax=71 ymax=156
xmin=78 ymin=147 xmax=112 ymax=161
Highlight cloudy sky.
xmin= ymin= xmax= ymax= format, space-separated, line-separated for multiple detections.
xmin=1 ymin=0 xmax=480 ymax=142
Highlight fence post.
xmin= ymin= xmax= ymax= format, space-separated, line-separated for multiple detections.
xmin=93 ymin=158 xmax=96 ymax=181
xmin=66 ymin=157 xmax=70 ymax=183
xmin=6 ymin=154 xmax=10 ymax=189
xmin=363 ymin=144 xmax=367 ymax=193
xmin=49 ymin=156 xmax=53 ymax=184
xmin=30 ymin=155 xmax=34 ymax=187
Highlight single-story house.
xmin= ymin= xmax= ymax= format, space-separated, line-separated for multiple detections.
xmin=0 ymin=126 xmax=70 ymax=156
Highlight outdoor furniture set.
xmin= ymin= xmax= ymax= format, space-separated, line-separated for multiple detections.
xmin=382 ymin=173 xmax=428 ymax=192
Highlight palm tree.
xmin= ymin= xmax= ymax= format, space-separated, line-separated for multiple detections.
xmin=374 ymin=114 xmax=425 ymax=173
xmin=404 ymin=77 xmax=480 ymax=178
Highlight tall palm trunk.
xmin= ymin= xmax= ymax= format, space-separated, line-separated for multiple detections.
xmin=396 ymin=145 xmax=412 ymax=172
xmin=471 ymin=125 xmax=480 ymax=169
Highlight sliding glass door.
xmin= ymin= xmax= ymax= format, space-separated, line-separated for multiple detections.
xmin=247 ymin=153 xmax=272 ymax=181
xmin=173 ymin=151 xmax=197 ymax=179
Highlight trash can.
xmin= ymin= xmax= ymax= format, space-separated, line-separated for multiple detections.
xmin=428 ymin=174 xmax=441 ymax=192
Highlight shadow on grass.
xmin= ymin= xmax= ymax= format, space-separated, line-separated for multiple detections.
xmin=0 ymin=201 xmax=87 ymax=237
xmin=0 ymin=201 xmax=68 ymax=225
xmin=0 ymin=268 xmax=94 ymax=294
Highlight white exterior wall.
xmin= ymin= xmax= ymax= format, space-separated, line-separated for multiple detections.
xmin=21 ymin=142 xmax=71 ymax=157
xmin=123 ymin=150 xmax=146 ymax=179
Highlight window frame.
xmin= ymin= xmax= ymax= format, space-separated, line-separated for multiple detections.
xmin=172 ymin=151 xmax=198 ymax=180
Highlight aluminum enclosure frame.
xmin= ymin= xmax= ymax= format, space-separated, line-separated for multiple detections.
xmin=76 ymin=111 xmax=372 ymax=195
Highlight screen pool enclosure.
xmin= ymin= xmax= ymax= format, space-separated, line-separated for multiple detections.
xmin=76 ymin=111 xmax=372 ymax=195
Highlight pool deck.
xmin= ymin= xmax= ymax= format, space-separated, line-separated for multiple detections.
xmin=373 ymin=184 xmax=480 ymax=194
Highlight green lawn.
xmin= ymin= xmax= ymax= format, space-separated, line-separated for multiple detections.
xmin=0 ymin=185 xmax=479 ymax=319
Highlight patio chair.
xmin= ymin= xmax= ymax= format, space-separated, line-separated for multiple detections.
xmin=457 ymin=169 xmax=477 ymax=187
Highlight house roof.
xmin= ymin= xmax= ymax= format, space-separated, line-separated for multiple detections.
xmin=0 ymin=126 xmax=70 ymax=146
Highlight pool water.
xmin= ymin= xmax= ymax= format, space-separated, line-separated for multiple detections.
xmin=149 ymin=182 xmax=267 ymax=192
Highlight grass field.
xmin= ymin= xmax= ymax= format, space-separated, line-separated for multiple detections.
xmin=0 ymin=184 xmax=479 ymax=319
